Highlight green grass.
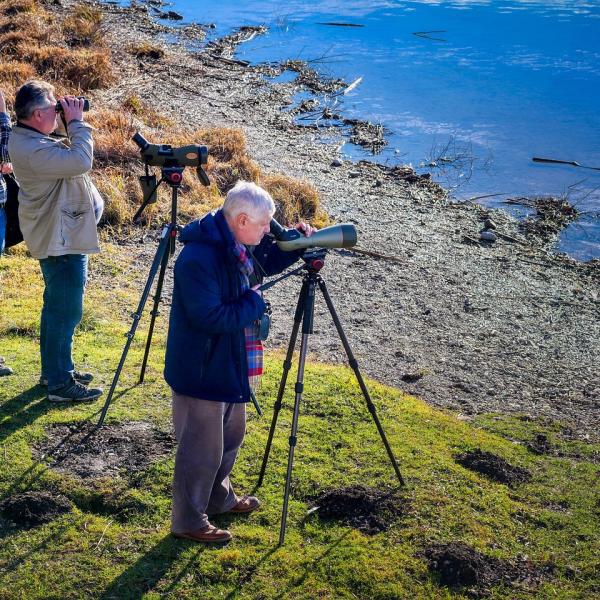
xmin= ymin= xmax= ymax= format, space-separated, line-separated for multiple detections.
xmin=0 ymin=247 xmax=599 ymax=599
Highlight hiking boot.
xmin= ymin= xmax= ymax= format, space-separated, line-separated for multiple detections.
xmin=229 ymin=495 xmax=261 ymax=514
xmin=40 ymin=371 xmax=94 ymax=387
xmin=47 ymin=380 xmax=103 ymax=403
xmin=172 ymin=524 xmax=232 ymax=544
xmin=0 ymin=364 xmax=13 ymax=377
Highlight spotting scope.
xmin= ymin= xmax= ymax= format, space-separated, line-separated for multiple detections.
xmin=132 ymin=132 xmax=210 ymax=185
xmin=270 ymin=218 xmax=357 ymax=251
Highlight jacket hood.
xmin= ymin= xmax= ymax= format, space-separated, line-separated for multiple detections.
xmin=180 ymin=209 xmax=233 ymax=247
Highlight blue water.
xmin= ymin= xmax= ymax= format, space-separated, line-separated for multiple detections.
xmin=141 ymin=1 xmax=600 ymax=259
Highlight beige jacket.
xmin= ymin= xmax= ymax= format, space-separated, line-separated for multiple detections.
xmin=8 ymin=120 xmax=101 ymax=259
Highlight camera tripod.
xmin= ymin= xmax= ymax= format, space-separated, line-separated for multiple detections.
xmin=255 ymin=251 xmax=405 ymax=545
xmin=97 ymin=166 xmax=184 ymax=427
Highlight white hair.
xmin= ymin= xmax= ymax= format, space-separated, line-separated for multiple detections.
xmin=222 ymin=181 xmax=275 ymax=220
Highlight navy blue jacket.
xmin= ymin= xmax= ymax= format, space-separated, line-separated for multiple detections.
xmin=164 ymin=209 xmax=302 ymax=402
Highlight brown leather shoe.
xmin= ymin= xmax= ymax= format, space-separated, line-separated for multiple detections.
xmin=229 ymin=495 xmax=261 ymax=514
xmin=172 ymin=524 xmax=232 ymax=543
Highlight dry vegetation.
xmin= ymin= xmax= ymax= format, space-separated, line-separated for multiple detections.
xmin=0 ymin=0 xmax=327 ymax=231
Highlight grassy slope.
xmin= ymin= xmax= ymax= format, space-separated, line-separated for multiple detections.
xmin=0 ymin=248 xmax=598 ymax=600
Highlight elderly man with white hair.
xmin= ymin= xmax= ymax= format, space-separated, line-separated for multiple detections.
xmin=164 ymin=180 xmax=314 ymax=543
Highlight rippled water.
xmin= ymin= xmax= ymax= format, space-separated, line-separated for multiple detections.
xmin=134 ymin=1 xmax=600 ymax=259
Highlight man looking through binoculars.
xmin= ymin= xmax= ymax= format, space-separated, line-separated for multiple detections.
xmin=165 ymin=180 xmax=315 ymax=543
xmin=8 ymin=80 xmax=104 ymax=403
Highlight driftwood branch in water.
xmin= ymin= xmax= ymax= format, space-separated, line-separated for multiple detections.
xmin=532 ymin=157 xmax=600 ymax=171
xmin=316 ymin=22 xmax=365 ymax=28
xmin=413 ymin=30 xmax=447 ymax=42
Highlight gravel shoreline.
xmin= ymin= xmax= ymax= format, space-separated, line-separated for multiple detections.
xmin=85 ymin=2 xmax=599 ymax=439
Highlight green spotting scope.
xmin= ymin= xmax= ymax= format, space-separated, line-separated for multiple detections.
xmin=132 ymin=132 xmax=210 ymax=185
xmin=270 ymin=218 xmax=357 ymax=251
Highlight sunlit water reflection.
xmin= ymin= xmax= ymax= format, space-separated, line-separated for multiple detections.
xmin=125 ymin=1 xmax=600 ymax=259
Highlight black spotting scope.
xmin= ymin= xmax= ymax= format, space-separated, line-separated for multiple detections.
xmin=270 ymin=218 xmax=357 ymax=251
xmin=132 ymin=132 xmax=210 ymax=186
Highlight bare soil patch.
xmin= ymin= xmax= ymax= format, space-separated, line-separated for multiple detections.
xmin=310 ymin=485 xmax=407 ymax=534
xmin=33 ymin=421 xmax=175 ymax=480
xmin=454 ymin=449 xmax=531 ymax=487
xmin=421 ymin=541 xmax=553 ymax=597
xmin=0 ymin=491 xmax=72 ymax=529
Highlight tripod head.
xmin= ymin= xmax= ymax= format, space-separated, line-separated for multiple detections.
xmin=301 ymin=248 xmax=327 ymax=272
xmin=259 ymin=249 xmax=327 ymax=292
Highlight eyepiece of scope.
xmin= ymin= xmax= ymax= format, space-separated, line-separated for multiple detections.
xmin=132 ymin=132 xmax=150 ymax=151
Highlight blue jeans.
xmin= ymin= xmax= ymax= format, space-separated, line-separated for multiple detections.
xmin=0 ymin=204 xmax=6 ymax=254
xmin=39 ymin=254 xmax=88 ymax=390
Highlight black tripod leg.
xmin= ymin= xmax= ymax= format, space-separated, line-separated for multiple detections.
xmin=317 ymin=278 xmax=405 ymax=486
xmin=256 ymin=279 xmax=308 ymax=489
xmin=139 ymin=232 xmax=172 ymax=383
xmin=97 ymin=226 xmax=173 ymax=428
xmin=280 ymin=278 xmax=316 ymax=545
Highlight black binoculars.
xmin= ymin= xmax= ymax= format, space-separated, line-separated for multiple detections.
xmin=55 ymin=97 xmax=90 ymax=113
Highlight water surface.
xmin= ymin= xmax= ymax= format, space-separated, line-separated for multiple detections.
xmin=143 ymin=1 xmax=600 ymax=259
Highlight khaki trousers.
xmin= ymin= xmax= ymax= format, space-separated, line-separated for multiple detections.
xmin=171 ymin=390 xmax=246 ymax=533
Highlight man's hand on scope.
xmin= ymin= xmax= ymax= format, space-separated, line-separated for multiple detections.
xmin=295 ymin=222 xmax=316 ymax=237
xmin=59 ymin=96 xmax=85 ymax=123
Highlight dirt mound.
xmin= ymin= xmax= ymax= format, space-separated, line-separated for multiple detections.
xmin=34 ymin=421 xmax=175 ymax=479
xmin=526 ymin=433 xmax=554 ymax=455
xmin=455 ymin=449 xmax=531 ymax=486
xmin=0 ymin=491 xmax=72 ymax=528
xmin=422 ymin=542 xmax=554 ymax=596
xmin=310 ymin=485 xmax=407 ymax=535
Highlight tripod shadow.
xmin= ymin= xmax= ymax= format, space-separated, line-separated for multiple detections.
xmin=223 ymin=545 xmax=279 ymax=599
xmin=274 ymin=530 xmax=351 ymax=599
xmin=0 ymin=385 xmax=49 ymax=445
xmin=98 ymin=534 xmax=206 ymax=600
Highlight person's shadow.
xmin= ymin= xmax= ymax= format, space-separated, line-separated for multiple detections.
xmin=98 ymin=535 xmax=209 ymax=600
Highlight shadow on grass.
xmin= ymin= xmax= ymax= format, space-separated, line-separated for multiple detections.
xmin=99 ymin=534 xmax=207 ymax=600
xmin=0 ymin=385 xmax=48 ymax=445
xmin=0 ymin=523 xmax=70 ymax=570
xmin=2 ymin=386 xmax=135 ymax=498
xmin=273 ymin=531 xmax=351 ymax=599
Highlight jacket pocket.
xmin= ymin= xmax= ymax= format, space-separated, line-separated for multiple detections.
xmin=60 ymin=200 xmax=92 ymax=246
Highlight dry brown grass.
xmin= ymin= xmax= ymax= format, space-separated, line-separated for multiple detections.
xmin=0 ymin=10 xmax=59 ymax=39
xmin=261 ymin=173 xmax=328 ymax=227
xmin=17 ymin=44 xmax=114 ymax=89
xmin=62 ymin=4 xmax=103 ymax=47
xmin=88 ymin=108 xmax=139 ymax=166
xmin=94 ymin=168 xmax=141 ymax=226
xmin=0 ymin=2 xmax=113 ymax=91
xmin=122 ymin=95 xmax=175 ymax=129
xmin=0 ymin=0 xmax=36 ymax=16
xmin=0 ymin=60 xmax=36 ymax=86
xmin=126 ymin=41 xmax=164 ymax=60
